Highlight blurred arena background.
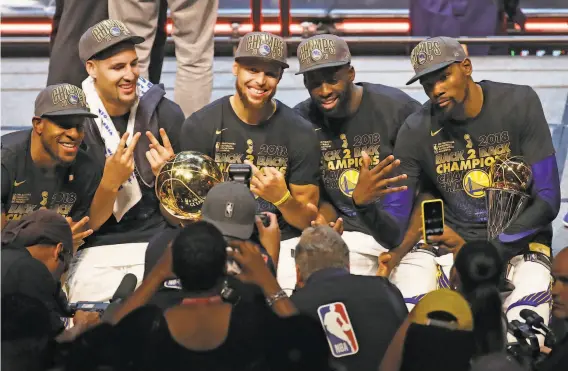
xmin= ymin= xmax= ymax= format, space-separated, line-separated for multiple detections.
xmin=1 ymin=0 xmax=567 ymax=251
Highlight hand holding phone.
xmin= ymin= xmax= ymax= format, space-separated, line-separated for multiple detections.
xmin=422 ymin=199 xmax=444 ymax=245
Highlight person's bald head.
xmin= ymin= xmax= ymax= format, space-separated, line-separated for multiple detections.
xmin=552 ymin=247 xmax=568 ymax=319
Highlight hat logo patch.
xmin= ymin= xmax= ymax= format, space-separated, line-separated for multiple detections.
xmin=225 ymin=202 xmax=234 ymax=218
xmin=311 ymin=48 xmax=323 ymax=61
xmin=298 ymin=38 xmax=336 ymax=66
xmin=91 ymin=20 xmax=130 ymax=43
xmin=68 ymin=94 xmax=79 ymax=105
xmin=417 ymin=52 xmax=427 ymax=65
xmin=410 ymin=41 xmax=442 ymax=69
xmin=110 ymin=26 xmax=122 ymax=37
xmin=51 ymin=85 xmax=86 ymax=108
xmin=258 ymin=44 xmax=271 ymax=56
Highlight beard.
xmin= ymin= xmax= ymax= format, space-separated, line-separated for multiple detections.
xmin=235 ymin=80 xmax=276 ymax=110
xmin=41 ymin=136 xmax=74 ymax=167
xmin=313 ymin=83 xmax=352 ymax=119
xmin=433 ymin=87 xmax=469 ymax=121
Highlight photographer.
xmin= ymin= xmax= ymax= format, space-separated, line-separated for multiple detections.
xmin=65 ymin=221 xmax=295 ymax=370
xmin=536 ymin=247 xmax=568 ymax=371
xmin=143 ymin=180 xmax=282 ymax=310
xmin=1 ymin=210 xmax=100 ymax=338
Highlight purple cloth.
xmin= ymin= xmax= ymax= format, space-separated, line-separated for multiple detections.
xmin=410 ymin=0 xmax=499 ymax=55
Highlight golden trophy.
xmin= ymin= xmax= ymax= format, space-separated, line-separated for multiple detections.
xmin=155 ymin=151 xmax=224 ymax=220
xmin=485 ymin=156 xmax=533 ymax=240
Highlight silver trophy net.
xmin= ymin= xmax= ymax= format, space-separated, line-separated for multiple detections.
xmin=485 ymin=157 xmax=533 ymax=241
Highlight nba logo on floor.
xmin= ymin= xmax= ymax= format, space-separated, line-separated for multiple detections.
xmin=317 ymin=302 xmax=359 ymax=357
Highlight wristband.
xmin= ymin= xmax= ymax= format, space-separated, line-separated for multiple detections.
xmin=266 ymin=290 xmax=288 ymax=306
xmin=273 ymin=190 xmax=291 ymax=207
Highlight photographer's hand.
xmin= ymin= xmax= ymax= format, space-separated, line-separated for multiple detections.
xmin=256 ymin=212 xmax=280 ymax=268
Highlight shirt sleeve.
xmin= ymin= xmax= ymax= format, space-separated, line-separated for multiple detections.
xmin=497 ymin=88 xmax=560 ymax=245
xmin=287 ymin=121 xmax=321 ymax=186
xmin=157 ymin=99 xmax=186 ymax=153
xmin=519 ymin=87 xmax=556 ymax=164
xmin=180 ymin=114 xmax=215 ymax=157
xmin=2 ymin=163 xmax=12 ymax=213
xmin=13 ymin=260 xmax=65 ymax=336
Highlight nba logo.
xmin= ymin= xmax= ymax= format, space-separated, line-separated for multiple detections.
xmin=317 ymin=302 xmax=359 ymax=357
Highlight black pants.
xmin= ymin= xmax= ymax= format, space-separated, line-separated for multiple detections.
xmin=47 ymin=0 xmax=168 ymax=88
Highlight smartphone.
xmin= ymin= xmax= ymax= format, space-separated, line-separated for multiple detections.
xmin=227 ymin=164 xmax=252 ymax=188
xmin=422 ymin=199 xmax=444 ymax=244
xmin=256 ymin=213 xmax=270 ymax=227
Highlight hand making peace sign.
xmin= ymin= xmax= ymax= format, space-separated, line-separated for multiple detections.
xmin=102 ymin=132 xmax=142 ymax=192
xmin=145 ymin=128 xmax=175 ymax=176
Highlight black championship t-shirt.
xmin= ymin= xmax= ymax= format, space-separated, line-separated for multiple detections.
xmin=1 ymin=130 xmax=101 ymax=222
xmin=394 ymin=81 xmax=556 ymax=242
xmin=295 ymin=83 xmax=420 ymax=234
xmin=84 ymin=99 xmax=183 ymax=247
xmin=180 ymin=96 xmax=321 ymax=240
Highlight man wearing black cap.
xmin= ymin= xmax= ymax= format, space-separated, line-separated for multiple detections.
xmin=356 ymin=36 xmax=560 ymax=340
xmin=180 ymin=32 xmax=321 ymax=288
xmin=77 ymin=19 xmax=185 ymax=245
xmin=143 ymin=181 xmax=281 ymax=309
xmin=1 ymin=84 xmax=101 ymax=248
xmin=290 ymin=34 xmax=420 ymax=289
xmin=1 ymin=210 xmax=99 ymax=337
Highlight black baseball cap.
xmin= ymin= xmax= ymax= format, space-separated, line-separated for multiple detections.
xmin=35 ymin=84 xmax=97 ymax=119
xmin=79 ymin=19 xmax=144 ymax=63
xmin=296 ymin=34 xmax=351 ymax=75
xmin=406 ymin=36 xmax=468 ymax=85
xmin=201 ymin=182 xmax=257 ymax=240
xmin=1 ymin=209 xmax=73 ymax=255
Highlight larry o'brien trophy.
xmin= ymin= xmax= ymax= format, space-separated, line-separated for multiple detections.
xmin=155 ymin=151 xmax=224 ymax=220
xmin=485 ymin=156 xmax=533 ymax=240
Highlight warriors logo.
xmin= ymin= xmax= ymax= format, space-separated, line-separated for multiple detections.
xmin=339 ymin=169 xmax=359 ymax=197
xmin=463 ymin=169 xmax=490 ymax=198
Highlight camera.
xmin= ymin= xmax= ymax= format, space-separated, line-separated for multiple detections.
xmin=227 ymin=164 xmax=252 ymax=188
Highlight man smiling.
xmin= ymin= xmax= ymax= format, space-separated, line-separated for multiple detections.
xmin=78 ymin=19 xmax=185 ymax=246
xmin=180 ymin=32 xmax=321 ymax=290
xmin=293 ymin=35 xmax=420 ymax=283
xmin=1 ymin=84 xmax=100 ymax=248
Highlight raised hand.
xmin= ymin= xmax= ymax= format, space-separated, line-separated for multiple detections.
xmin=65 ymin=216 xmax=93 ymax=252
xmin=102 ymin=132 xmax=141 ymax=192
xmin=352 ymin=152 xmax=408 ymax=206
xmin=145 ymin=128 xmax=175 ymax=176
xmin=244 ymin=161 xmax=289 ymax=205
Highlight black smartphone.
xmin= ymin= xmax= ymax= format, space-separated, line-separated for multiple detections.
xmin=227 ymin=164 xmax=252 ymax=188
xmin=257 ymin=213 xmax=270 ymax=227
xmin=422 ymin=199 xmax=444 ymax=244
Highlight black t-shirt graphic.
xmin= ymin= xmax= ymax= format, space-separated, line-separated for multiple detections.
xmin=394 ymin=81 xmax=556 ymax=244
xmin=295 ymin=83 xmax=420 ymax=234
xmin=1 ymin=130 xmax=100 ymax=222
xmin=180 ymin=96 xmax=321 ymax=240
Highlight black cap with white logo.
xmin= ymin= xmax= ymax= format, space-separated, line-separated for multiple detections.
xmin=202 ymin=182 xmax=257 ymax=240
